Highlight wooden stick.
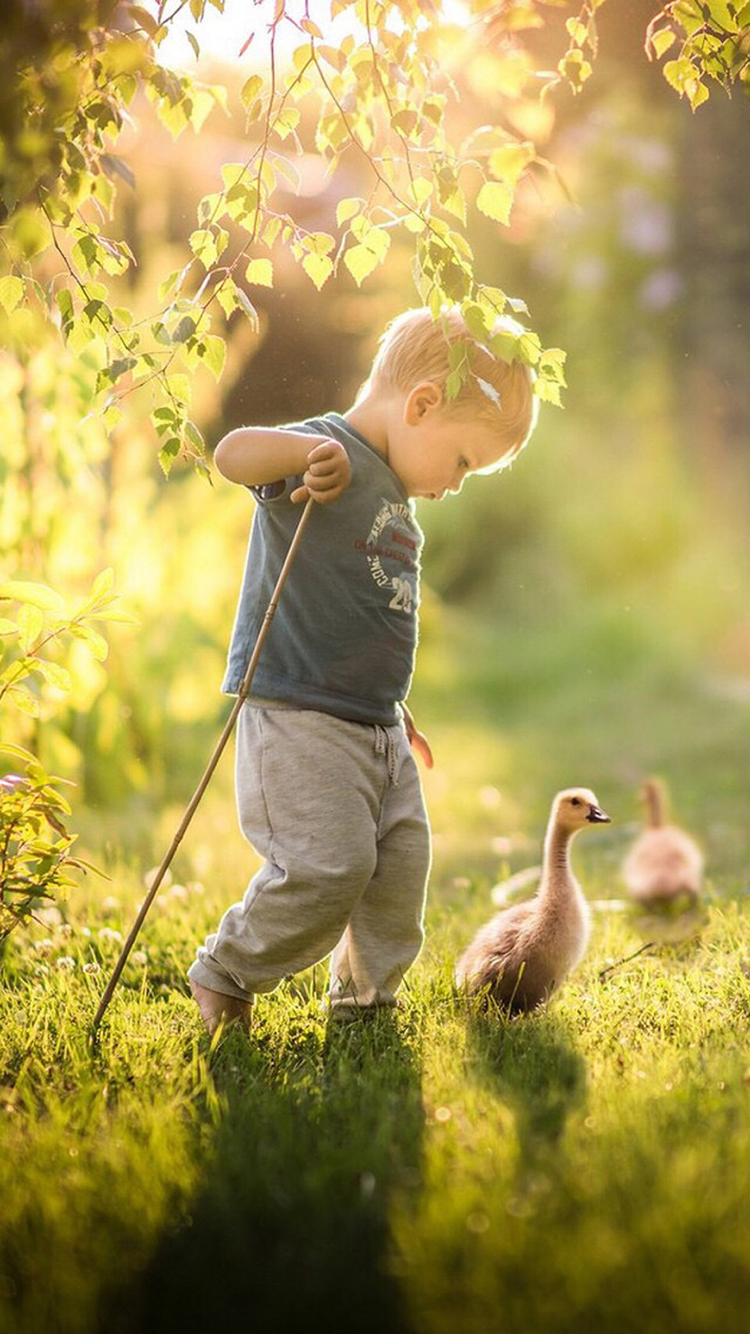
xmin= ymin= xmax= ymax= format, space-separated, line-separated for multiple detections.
xmin=92 ymin=496 xmax=315 ymax=1035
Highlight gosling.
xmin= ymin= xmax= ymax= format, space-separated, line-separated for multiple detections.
xmin=455 ymin=788 xmax=610 ymax=1014
xmin=622 ymin=777 xmax=703 ymax=906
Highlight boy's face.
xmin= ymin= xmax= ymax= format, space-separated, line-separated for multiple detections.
xmin=388 ymin=383 xmax=514 ymax=500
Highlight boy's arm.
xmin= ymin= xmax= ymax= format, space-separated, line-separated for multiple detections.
xmin=214 ymin=427 xmax=351 ymax=504
xmin=402 ymin=702 xmax=434 ymax=769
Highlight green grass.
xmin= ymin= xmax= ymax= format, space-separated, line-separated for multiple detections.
xmin=2 ymin=604 xmax=750 ymax=1334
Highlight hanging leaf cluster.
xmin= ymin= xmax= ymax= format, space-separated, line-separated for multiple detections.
xmin=0 ymin=0 xmax=578 ymax=467
xmin=2 ymin=0 xmax=744 ymax=473
xmin=646 ymin=0 xmax=750 ymax=109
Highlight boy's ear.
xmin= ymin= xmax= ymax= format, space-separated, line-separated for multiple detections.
xmin=404 ymin=381 xmax=443 ymax=424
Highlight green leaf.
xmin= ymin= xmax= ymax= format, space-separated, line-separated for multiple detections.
xmin=184 ymin=419 xmax=205 ymax=452
xmin=75 ymin=626 xmax=109 ymax=661
xmin=0 ymin=581 xmax=65 ymax=613
xmin=200 ymin=335 xmax=226 ymax=381
xmin=93 ymin=607 xmax=137 ymax=625
xmin=274 ymin=107 xmax=300 ymax=140
xmin=7 ymin=686 xmax=40 ymax=717
xmin=422 ymin=98 xmax=445 ymax=126
xmin=104 ymin=404 xmax=123 ymax=430
xmin=245 ymin=258 xmax=274 ymax=287
xmin=263 ymin=217 xmax=283 ymax=246
xmin=441 ymin=186 xmax=466 ymax=225
xmin=158 ymin=269 xmax=183 ymax=301
xmin=128 ymin=4 xmax=161 ymax=37
xmin=663 ymin=58 xmax=694 ymax=93
xmin=301 ymin=253 xmax=334 ymax=290
xmin=215 ymin=282 xmax=239 ymax=318
xmin=1 ymin=659 xmax=30 ymax=687
xmin=365 ymin=227 xmax=390 ymax=262
xmin=539 ymin=347 xmax=567 ymax=383
xmin=408 ymin=178 xmax=433 ymax=207
xmin=403 ymin=213 xmax=426 ymax=234
xmin=476 ymin=181 xmax=514 ymax=225
xmin=10 ymin=208 xmax=49 ymax=259
xmin=35 ymin=660 xmax=73 ymax=692
xmin=0 ymin=276 xmax=24 ymax=313
xmin=221 ymin=162 xmax=251 ymax=191
xmin=336 ymin=197 xmax=362 ymax=227
xmin=687 ymin=79 xmax=709 ymax=109
xmin=17 ymin=604 xmax=44 ymax=651
xmin=71 ymin=235 xmax=99 ymax=276
xmin=56 ymin=288 xmax=75 ymax=337
xmin=649 ymin=28 xmax=677 ymax=59
xmin=172 ymin=315 xmax=197 ymax=343
xmin=343 ymin=244 xmax=380 ymax=286
xmin=566 ymin=17 xmax=589 ymax=44
xmin=233 ymin=286 xmax=260 ymax=330
xmin=490 ymin=331 xmax=520 ymax=363
xmin=535 ymin=377 xmax=562 ymax=406
xmin=391 ymin=109 xmax=419 ymax=137
xmin=241 ymin=75 xmax=264 ymax=109
xmin=518 ymin=330 xmax=542 ymax=366
xmin=166 ymin=373 xmax=191 ymax=404
xmin=0 ymin=742 xmax=35 ymax=764
xmin=302 ymin=232 xmax=335 ymax=256
xmin=488 ymin=142 xmax=535 ymax=185
xmin=189 ymin=229 xmax=218 ymax=264
xmin=158 ymin=439 xmax=181 ymax=476
xmin=91 ymin=568 xmax=115 ymax=601
xmin=445 ymin=368 xmax=465 ymax=400
xmin=461 ymin=301 xmax=492 ymax=341
xmin=318 ymin=44 xmax=345 ymax=71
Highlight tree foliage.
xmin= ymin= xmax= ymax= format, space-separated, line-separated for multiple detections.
xmin=2 ymin=0 xmax=747 ymax=474
xmin=646 ymin=0 xmax=750 ymax=109
xmin=0 ymin=572 xmax=131 ymax=934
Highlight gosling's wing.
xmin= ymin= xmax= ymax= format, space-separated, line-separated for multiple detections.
xmin=455 ymin=900 xmax=536 ymax=991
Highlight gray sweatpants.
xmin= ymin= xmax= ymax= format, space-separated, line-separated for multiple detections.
xmin=187 ymin=704 xmax=431 ymax=1010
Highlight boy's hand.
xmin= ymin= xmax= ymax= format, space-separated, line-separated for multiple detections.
xmin=291 ymin=439 xmax=352 ymax=505
xmin=402 ymin=703 xmax=434 ymax=769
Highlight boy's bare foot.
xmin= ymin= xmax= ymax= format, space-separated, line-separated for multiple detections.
xmin=189 ymin=979 xmax=252 ymax=1036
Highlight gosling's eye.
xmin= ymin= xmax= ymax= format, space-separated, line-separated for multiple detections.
xmin=570 ymin=797 xmax=581 ymax=807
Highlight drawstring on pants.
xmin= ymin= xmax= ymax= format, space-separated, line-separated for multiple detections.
xmin=374 ymin=725 xmax=399 ymax=786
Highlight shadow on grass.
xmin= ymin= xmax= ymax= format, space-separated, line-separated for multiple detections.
xmin=100 ymin=1008 xmax=424 ymax=1334
xmin=464 ymin=1010 xmax=586 ymax=1171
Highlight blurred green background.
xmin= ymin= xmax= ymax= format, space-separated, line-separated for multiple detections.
xmin=3 ymin=0 xmax=750 ymax=872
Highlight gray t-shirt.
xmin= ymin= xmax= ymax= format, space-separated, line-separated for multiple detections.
xmin=222 ymin=413 xmax=424 ymax=726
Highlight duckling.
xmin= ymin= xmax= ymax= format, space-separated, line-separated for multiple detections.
xmin=455 ymin=788 xmax=610 ymax=1014
xmin=622 ymin=777 xmax=703 ymax=906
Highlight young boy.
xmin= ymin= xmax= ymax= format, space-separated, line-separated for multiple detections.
xmin=188 ymin=306 xmax=537 ymax=1033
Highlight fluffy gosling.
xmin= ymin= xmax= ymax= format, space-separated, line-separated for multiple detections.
xmin=622 ymin=777 xmax=703 ymax=906
xmin=455 ymin=788 xmax=610 ymax=1014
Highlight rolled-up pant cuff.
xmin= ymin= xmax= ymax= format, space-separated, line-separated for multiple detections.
xmin=187 ymin=959 xmax=254 ymax=1004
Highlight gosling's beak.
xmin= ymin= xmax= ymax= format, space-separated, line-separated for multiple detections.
xmin=586 ymin=803 xmax=611 ymax=824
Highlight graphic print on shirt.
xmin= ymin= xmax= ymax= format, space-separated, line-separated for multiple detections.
xmin=355 ymin=498 xmax=420 ymax=615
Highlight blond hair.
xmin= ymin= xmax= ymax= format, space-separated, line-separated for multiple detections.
xmin=366 ymin=306 xmax=538 ymax=462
